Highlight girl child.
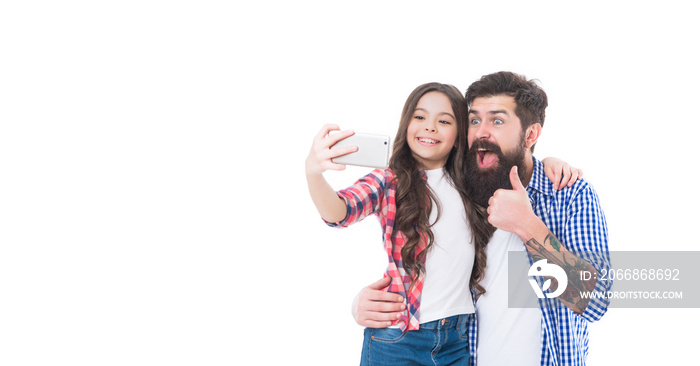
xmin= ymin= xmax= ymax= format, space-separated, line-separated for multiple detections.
xmin=305 ymin=82 xmax=579 ymax=365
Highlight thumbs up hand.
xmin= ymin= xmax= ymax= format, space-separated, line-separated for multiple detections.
xmin=487 ymin=166 xmax=536 ymax=236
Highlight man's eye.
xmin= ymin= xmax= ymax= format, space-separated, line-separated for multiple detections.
xmin=494 ymin=119 xmax=504 ymax=125
xmin=470 ymin=119 xmax=481 ymax=125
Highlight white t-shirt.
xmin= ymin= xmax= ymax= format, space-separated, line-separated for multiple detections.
xmin=419 ymin=168 xmax=475 ymax=323
xmin=475 ymin=229 xmax=541 ymax=365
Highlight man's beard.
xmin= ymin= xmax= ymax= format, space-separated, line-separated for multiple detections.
xmin=464 ymin=139 xmax=528 ymax=208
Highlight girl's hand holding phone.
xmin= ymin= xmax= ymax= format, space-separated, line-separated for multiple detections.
xmin=305 ymin=124 xmax=358 ymax=176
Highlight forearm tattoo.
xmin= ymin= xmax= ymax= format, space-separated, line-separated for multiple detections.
xmin=525 ymin=233 xmax=598 ymax=314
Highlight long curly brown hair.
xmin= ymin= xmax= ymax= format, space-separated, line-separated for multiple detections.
xmin=390 ymin=82 xmax=494 ymax=295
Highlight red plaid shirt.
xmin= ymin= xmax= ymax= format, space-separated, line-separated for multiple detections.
xmin=325 ymin=169 xmax=427 ymax=331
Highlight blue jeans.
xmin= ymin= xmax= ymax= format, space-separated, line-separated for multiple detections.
xmin=360 ymin=314 xmax=470 ymax=366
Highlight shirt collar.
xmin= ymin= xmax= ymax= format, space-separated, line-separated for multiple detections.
xmin=526 ymin=156 xmax=554 ymax=197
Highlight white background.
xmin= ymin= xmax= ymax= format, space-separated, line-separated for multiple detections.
xmin=1 ymin=1 xmax=699 ymax=365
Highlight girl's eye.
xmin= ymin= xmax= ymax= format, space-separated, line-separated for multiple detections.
xmin=439 ymin=120 xmax=451 ymax=125
xmin=414 ymin=115 xmax=425 ymax=120
xmin=494 ymin=119 xmax=504 ymax=125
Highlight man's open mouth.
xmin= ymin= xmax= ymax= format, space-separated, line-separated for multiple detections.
xmin=477 ymin=148 xmax=498 ymax=168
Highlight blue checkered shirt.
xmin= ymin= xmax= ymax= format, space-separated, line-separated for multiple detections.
xmin=468 ymin=157 xmax=611 ymax=365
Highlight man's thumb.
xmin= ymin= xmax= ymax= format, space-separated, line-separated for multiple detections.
xmin=510 ymin=165 xmax=525 ymax=191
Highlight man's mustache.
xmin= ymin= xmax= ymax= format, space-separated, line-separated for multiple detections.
xmin=469 ymin=140 xmax=503 ymax=156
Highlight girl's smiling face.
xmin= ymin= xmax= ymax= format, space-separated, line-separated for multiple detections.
xmin=406 ymin=91 xmax=458 ymax=170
